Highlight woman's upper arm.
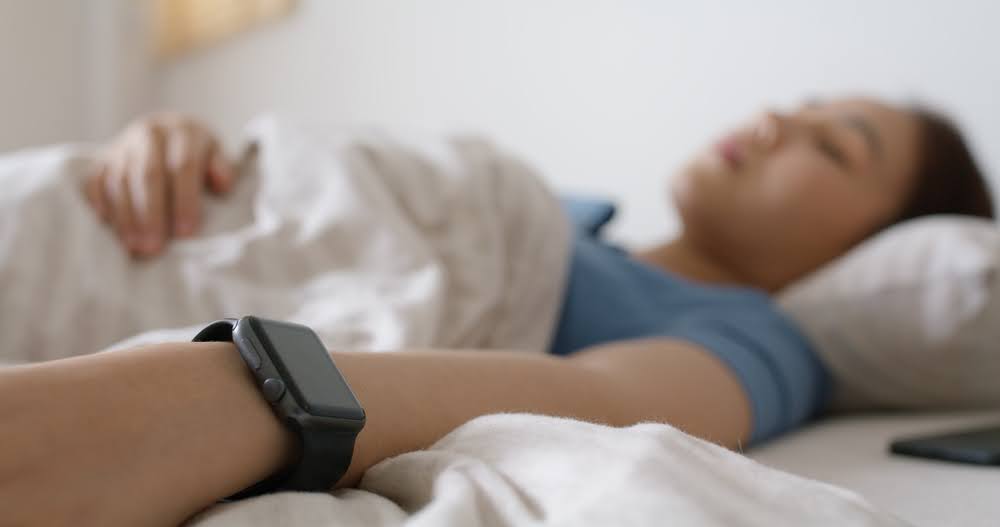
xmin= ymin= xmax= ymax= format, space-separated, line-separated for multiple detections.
xmin=566 ymin=338 xmax=753 ymax=448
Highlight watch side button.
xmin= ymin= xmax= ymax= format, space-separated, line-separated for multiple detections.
xmin=262 ymin=378 xmax=285 ymax=403
xmin=236 ymin=336 xmax=262 ymax=370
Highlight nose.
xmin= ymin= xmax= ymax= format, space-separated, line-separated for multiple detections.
xmin=754 ymin=110 xmax=784 ymax=151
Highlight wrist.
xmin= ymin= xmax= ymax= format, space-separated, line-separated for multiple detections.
xmin=126 ymin=342 xmax=298 ymax=506
xmin=1 ymin=342 xmax=296 ymax=524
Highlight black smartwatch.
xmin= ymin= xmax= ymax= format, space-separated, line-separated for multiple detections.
xmin=193 ymin=316 xmax=366 ymax=499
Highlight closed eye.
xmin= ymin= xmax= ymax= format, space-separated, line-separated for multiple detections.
xmin=815 ymin=136 xmax=849 ymax=168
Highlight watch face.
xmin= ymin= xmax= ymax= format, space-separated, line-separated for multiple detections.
xmin=251 ymin=318 xmax=365 ymax=421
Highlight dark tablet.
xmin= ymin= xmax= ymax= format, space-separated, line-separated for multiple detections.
xmin=891 ymin=424 xmax=1000 ymax=465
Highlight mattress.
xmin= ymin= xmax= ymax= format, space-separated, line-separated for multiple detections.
xmin=749 ymin=411 xmax=1000 ymax=527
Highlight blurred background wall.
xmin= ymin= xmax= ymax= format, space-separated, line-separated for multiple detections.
xmin=1 ymin=0 xmax=998 ymax=243
xmin=0 ymin=2 xmax=88 ymax=150
xmin=0 ymin=0 xmax=151 ymax=152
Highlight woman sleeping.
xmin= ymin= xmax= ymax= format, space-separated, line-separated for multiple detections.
xmin=1 ymin=97 xmax=994 ymax=526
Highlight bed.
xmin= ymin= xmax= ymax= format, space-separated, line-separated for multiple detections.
xmin=4 ymin=120 xmax=999 ymax=526
xmin=750 ymin=411 xmax=1000 ymax=527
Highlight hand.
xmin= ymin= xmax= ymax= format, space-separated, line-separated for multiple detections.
xmin=85 ymin=112 xmax=238 ymax=258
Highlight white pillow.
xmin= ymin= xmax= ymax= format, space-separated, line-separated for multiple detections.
xmin=777 ymin=215 xmax=1000 ymax=411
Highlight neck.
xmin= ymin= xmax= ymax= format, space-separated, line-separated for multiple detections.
xmin=633 ymin=235 xmax=775 ymax=292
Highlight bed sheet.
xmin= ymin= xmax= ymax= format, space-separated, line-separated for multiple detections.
xmin=750 ymin=411 xmax=1000 ymax=527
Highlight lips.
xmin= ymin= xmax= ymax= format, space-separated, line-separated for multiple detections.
xmin=715 ymin=135 xmax=742 ymax=169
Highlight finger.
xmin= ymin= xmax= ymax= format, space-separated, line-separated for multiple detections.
xmin=206 ymin=142 xmax=237 ymax=194
xmin=166 ymin=126 xmax=208 ymax=238
xmin=106 ymin=156 xmax=139 ymax=255
xmin=129 ymin=125 xmax=168 ymax=256
xmin=85 ymin=161 xmax=111 ymax=222
xmin=103 ymin=154 xmax=127 ymax=236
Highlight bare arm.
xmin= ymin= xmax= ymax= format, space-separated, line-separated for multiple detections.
xmin=343 ymin=339 xmax=751 ymax=486
xmin=0 ymin=339 xmax=750 ymax=526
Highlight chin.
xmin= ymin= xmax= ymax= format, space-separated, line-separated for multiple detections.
xmin=668 ymin=170 xmax=696 ymax=214
xmin=669 ymin=182 xmax=709 ymax=233
xmin=671 ymin=163 xmax=723 ymax=208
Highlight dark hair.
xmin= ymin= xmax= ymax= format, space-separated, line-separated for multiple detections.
xmin=887 ymin=108 xmax=994 ymax=228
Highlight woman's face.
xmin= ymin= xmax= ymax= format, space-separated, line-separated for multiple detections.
xmin=672 ymin=97 xmax=921 ymax=283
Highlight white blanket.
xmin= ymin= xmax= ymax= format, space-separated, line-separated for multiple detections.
xmin=0 ymin=119 xmax=908 ymax=526
xmin=190 ymin=414 xmax=907 ymax=527
xmin=0 ymin=116 xmax=570 ymax=359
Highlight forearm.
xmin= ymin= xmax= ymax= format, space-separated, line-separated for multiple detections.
xmin=335 ymin=348 xmax=622 ymax=487
xmin=339 ymin=340 xmax=751 ymax=487
xmin=0 ymin=342 xmax=618 ymax=524
xmin=327 ymin=343 xmax=749 ymax=486
xmin=0 ymin=342 xmax=292 ymax=526
xmin=1 ymin=337 xmax=748 ymax=525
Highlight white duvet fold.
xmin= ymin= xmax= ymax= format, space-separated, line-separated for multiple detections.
xmin=0 ymin=116 xmax=571 ymax=360
xmin=191 ymin=414 xmax=909 ymax=527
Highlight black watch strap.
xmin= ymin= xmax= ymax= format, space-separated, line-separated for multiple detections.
xmin=226 ymin=425 xmax=360 ymax=500
xmin=194 ymin=319 xmax=359 ymax=499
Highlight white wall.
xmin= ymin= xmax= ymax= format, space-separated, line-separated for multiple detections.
xmin=0 ymin=1 xmax=88 ymax=151
xmin=82 ymin=0 xmax=156 ymax=142
xmin=0 ymin=0 xmax=152 ymax=152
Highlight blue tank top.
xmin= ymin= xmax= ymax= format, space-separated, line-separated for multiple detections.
xmin=548 ymin=196 xmax=830 ymax=443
